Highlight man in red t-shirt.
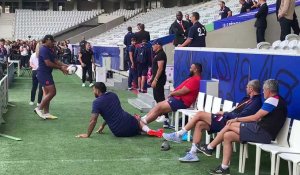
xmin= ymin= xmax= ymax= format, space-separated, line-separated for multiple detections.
xmin=139 ymin=63 xmax=202 ymax=129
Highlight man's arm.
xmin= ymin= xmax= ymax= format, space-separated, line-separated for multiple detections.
xmin=76 ymin=113 xmax=99 ymax=138
xmin=231 ymin=109 xmax=269 ymax=123
xmin=154 ymin=60 xmax=164 ymax=81
xmin=169 ymin=86 xmax=190 ymax=97
xmin=278 ymin=0 xmax=290 ymax=18
xmin=129 ymin=51 xmax=135 ymax=68
xmin=179 ymin=38 xmax=192 ymax=47
xmin=96 ymin=121 xmax=107 ymax=134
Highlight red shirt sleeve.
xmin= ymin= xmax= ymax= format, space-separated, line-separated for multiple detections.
xmin=184 ymin=77 xmax=199 ymax=92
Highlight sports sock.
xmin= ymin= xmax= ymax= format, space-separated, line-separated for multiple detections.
xmin=142 ymin=125 xmax=150 ymax=133
xmin=207 ymin=144 xmax=213 ymax=150
xmin=221 ymin=164 xmax=229 ymax=170
xmin=189 ymin=143 xmax=198 ymax=154
xmin=141 ymin=115 xmax=147 ymax=124
xmin=176 ymin=128 xmax=187 ymax=137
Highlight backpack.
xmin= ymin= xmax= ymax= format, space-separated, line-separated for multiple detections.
xmin=135 ymin=45 xmax=147 ymax=63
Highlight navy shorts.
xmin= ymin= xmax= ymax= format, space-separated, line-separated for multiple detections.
xmin=240 ymin=122 xmax=272 ymax=144
xmin=37 ymin=73 xmax=54 ymax=87
xmin=112 ymin=116 xmax=140 ymax=137
xmin=208 ymin=114 xmax=227 ymax=134
xmin=167 ymin=97 xmax=188 ymax=112
xmin=137 ymin=63 xmax=148 ymax=77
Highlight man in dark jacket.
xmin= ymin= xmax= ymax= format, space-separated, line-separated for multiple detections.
xmin=255 ymin=0 xmax=268 ymax=43
xmin=134 ymin=24 xmax=150 ymax=44
xmin=169 ymin=11 xmax=190 ymax=46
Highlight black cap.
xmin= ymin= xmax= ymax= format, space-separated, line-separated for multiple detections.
xmin=43 ymin=35 xmax=55 ymax=42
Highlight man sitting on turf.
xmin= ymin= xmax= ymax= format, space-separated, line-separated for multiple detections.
xmin=163 ymin=79 xmax=262 ymax=162
xmin=76 ymin=82 xmax=163 ymax=138
xmin=208 ymin=79 xmax=287 ymax=175
xmin=140 ymin=63 xmax=202 ymax=128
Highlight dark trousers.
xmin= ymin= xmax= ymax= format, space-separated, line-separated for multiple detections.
xmin=20 ymin=55 xmax=29 ymax=68
xmin=256 ymin=27 xmax=266 ymax=43
xmin=153 ymin=82 xmax=169 ymax=119
xmin=128 ymin=67 xmax=137 ymax=88
xmin=279 ymin=17 xmax=293 ymax=41
xmin=31 ymin=70 xmax=43 ymax=103
xmin=82 ymin=64 xmax=93 ymax=83
xmin=292 ymin=12 xmax=300 ymax=35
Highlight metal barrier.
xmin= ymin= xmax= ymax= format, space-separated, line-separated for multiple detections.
xmin=0 ymin=74 xmax=8 ymax=124
xmin=7 ymin=62 xmax=15 ymax=87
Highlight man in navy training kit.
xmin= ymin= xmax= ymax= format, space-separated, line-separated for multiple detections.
xmin=163 ymin=80 xmax=262 ymax=162
xmin=78 ymin=42 xmax=94 ymax=87
xmin=179 ymin=12 xmax=206 ymax=47
xmin=76 ymin=82 xmax=163 ymax=138
xmin=34 ymin=35 xmax=68 ymax=119
xmin=127 ymin=37 xmax=138 ymax=90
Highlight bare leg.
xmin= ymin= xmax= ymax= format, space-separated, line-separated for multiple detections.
xmin=144 ymin=100 xmax=172 ymax=124
xmin=222 ymin=130 xmax=240 ymax=166
xmin=193 ymin=121 xmax=210 ymax=144
xmin=39 ymin=85 xmax=56 ymax=114
xmin=210 ymin=122 xmax=241 ymax=148
xmin=184 ymin=111 xmax=211 ymax=131
xmin=141 ymin=76 xmax=146 ymax=90
xmin=138 ymin=77 xmax=141 ymax=89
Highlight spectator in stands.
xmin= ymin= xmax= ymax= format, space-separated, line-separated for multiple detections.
xmin=151 ymin=39 xmax=170 ymax=128
xmin=139 ymin=63 xmax=202 ymax=129
xmin=209 ymin=79 xmax=287 ymax=175
xmin=20 ymin=41 xmax=30 ymax=68
xmin=178 ymin=12 xmax=206 ymax=47
xmin=169 ymin=11 xmax=190 ymax=46
xmin=29 ymin=42 xmax=43 ymax=107
xmin=219 ymin=1 xmax=232 ymax=19
xmin=66 ymin=40 xmax=74 ymax=63
xmin=185 ymin=14 xmax=193 ymax=28
xmin=128 ymin=38 xmax=138 ymax=90
xmin=4 ymin=40 xmax=11 ymax=57
xmin=136 ymin=39 xmax=150 ymax=93
xmin=0 ymin=39 xmax=7 ymax=79
xmin=79 ymin=36 xmax=87 ymax=51
xmin=255 ymin=0 xmax=268 ymax=43
xmin=134 ymin=24 xmax=150 ymax=44
xmin=79 ymin=42 xmax=94 ymax=87
xmin=163 ymin=80 xmax=262 ymax=162
xmin=240 ymin=0 xmax=251 ymax=13
xmin=276 ymin=0 xmax=296 ymax=40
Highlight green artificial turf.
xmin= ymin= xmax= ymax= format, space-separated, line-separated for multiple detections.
xmin=0 ymin=71 xmax=288 ymax=175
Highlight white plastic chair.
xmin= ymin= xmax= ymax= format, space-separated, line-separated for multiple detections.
xmin=275 ymin=153 xmax=300 ymax=175
xmin=223 ymin=100 xmax=234 ymax=112
xmin=272 ymin=40 xmax=282 ymax=50
xmin=279 ymin=40 xmax=290 ymax=50
xmin=257 ymin=42 xmax=271 ymax=49
xmin=288 ymin=40 xmax=298 ymax=50
xmin=285 ymin=34 xmax=300 ymax=41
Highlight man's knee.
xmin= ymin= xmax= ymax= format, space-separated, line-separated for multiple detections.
xmin=195 ymin=121 xmax=208 ymax=131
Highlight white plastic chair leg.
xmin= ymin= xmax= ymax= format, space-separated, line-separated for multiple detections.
xmin=233 ymin=142 xmax=237 ymax=152
xmin=288 ymin=161 xmax=292 ymax=175
xmin=255 ymin=145 xmax=261 ymax=175
xmin=175 ymin=111 xmax=179 ymax=131
xmin=293 ymin=162 xmax=297 ymax=175
xmin=216 ymin=143 xmax=221 ymax=159
xmin=182 ymin=114 xmax=186 ymax=130
xmin=242 ymin=144 xmax=248 ymax=173
xmin=275 ymin=155 xmax=280 ymax=175
xmin=187 ymin=116 xmax=192 ymax=142
xmin=271 ymin=153 xmax=276 ymax=175
xmin=239 ymin=143 xmax=244 ymax=173
xmin=205 ymin=131 xmax=211 ymax=144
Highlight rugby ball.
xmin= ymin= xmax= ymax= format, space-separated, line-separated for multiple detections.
xmin=67 ymin=65 xmax=78 ymax=75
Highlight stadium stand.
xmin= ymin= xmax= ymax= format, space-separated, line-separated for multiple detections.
xmin=14 ymin=9 xmax=103 ymax=40
xmin=109 ymin=9 xmax=142 ymax=20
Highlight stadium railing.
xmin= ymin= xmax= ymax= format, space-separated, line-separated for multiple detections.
xmin=0 ymin=74 xmax=8 ymax=124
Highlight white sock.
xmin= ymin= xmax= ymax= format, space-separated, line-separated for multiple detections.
xmin=141 ymin=118 xmax=147 ymax=124
xmin=207 ymin=144 xmax=213 ymax=150
xmin=142 ymin=125 xmax=150 ymax=133
xmin=221 ymin=164 xmax=229 ymax=170
xmin=189 ymin=143 xmax=198 ymax=154
xmin=176 ymin=128 xmax=187 ymax=137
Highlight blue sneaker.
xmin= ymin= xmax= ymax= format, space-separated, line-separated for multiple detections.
xmin=182 ymin=133 xmax=193 ymax=141
xmin=178 ymin=152 xmax=199 ymax=162
xmin=162 ymin=132 xmax=182 ymax=143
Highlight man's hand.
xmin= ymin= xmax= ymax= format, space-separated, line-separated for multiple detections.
xmin=95 ymin=125 xmax=105 ymax=134
xmin=81 ymin=63 xmax=86 ymax=67
xmin=226 ymin=118 xmax=238 ymax=125
xmin=216 ymin=111 xmax=224 ymax=116
xmin=178 ymin=44 xmax=183 ymax=47
xmin=278 ymin=14 xmax=283 ymax=19
xmin=151 ymin=80 xmax=157 ymax=88
xmin=131 ymin=63 xmax=135 ymax=69
xmin=76 ymin=134 xmax=89 ymax=138
xmin=60 ymin=66 xmax=68 ymax=75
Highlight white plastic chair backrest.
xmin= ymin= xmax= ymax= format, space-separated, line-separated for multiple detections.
xmin=279 ymin=40 xmax=289 ymax=50
xmin=272 ymin=40 xmax=281 ymax=50
xmin=285 ymin=34 xmax=300 ymax=41
xmin=289 ymin=119 xmax=300 ymax=149
xmin=257 ymin=42 xmax=271 ymax=49
xmin=275 ymin=118 xmax=291 ymax=147
xmin=288 ymin=40 xmax=298 ymax=50
xmin=196 ymin=92 xmax=205 ymax=111
xmin=204 ymin=95 xmax=213 ymax=113
xmin=211 ymin=97 xmax=222 ymax=114
xmin=223 ymin=100 xmax=234 ymax=112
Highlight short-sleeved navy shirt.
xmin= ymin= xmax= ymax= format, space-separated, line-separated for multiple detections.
xmin=220 ymin=6 xmax=232 ymax=19
xmin=38 ymin=45 xmax=56 ymax=74
xmin=188 ymin=22 xmax=206 ymax=47
xmin=92 ymin=92 xmax=140 ymax=137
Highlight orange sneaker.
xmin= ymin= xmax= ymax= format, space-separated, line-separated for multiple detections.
xmin=147 ymin=128 xmax=164 ymax=138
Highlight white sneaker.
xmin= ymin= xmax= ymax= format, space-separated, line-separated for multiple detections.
xmin=82 ymin=83 xmax=86 ymax=87
xmin=156 ymin=115 xmax=167 ymax=123
xmin=89 ymin=83 xmax=94 ymax=87
xmin=34 ymin=107 xmax=46 ymax=120
xmin=29 ymin=101 xmax=34 ymax=106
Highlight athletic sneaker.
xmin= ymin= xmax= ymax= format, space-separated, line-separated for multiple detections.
xmin=34 ymin=107 xmax=46 ymax=120
xmin=209 ymin=165 xmax=230 ymax=175
xmin=29 ymin=101 xmax=34 ymax=105
xmin=199 ymin=144 xmax=213 ymax=156
xmin=178 ymin=152 xmax=199 ymax=162
xmin=82 ymin=83 xmax=86 ymax=87
xmin=89 ymin=83 xmax=94 ymax=87
xmin=147 ymin=129 xmax=164 ymax=138
xmin=163 ymin=120 xmax=170 ymax=128
xmin=44 ymin=113 xmax=58 ymax=119
xmin=163 ymin=132 xmax=182 ymax=143
xmin=156 ymin=115 xmax=167 ymax=123
xmin=185 ymin=144 xmax=201 ymax=153
xmin=128 ymin=87 xmax=133 ymax=90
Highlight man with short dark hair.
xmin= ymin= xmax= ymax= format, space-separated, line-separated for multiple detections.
xmin=179 ymin=12 xmax=206 ymax=47
xmin=169 ymin=11 xmax=190 ymax=46
xmin=185 ymin=14 xmax=193 ymax=28
xmin=79 ymin=36 xmax=87 ymax=52
xmin=78 ymin=42 xmax=94 ymax=87
xmin=219 ymin=1 xmax=232 ymax=19
xmin=76 ymin=82 xmax=163 ymax=138
xmin=240 ymin=0 xmax=251 ymax=13
xmin=255 ymin=0 xmax=268 ymax=43
xmin=135 ymin=39 xmax=150 ymax=93
xmin=124 ymin=26 xmax=135 ymax=71
xmin=209 ymin=79 xmax=287 ymax=174
xmin=134 ymin=24 xmax=150 ymax=44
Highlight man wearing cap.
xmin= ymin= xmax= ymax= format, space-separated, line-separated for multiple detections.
xmin=151 ymin=39 xmax=170 ymax=128
xmin=34 ymin=35 xmax=68 ymax=119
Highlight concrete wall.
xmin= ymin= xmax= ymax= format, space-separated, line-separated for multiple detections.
xmin=207 ymin=6 xmax=300 ymax=48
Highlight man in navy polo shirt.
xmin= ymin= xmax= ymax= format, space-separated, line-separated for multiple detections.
xmin=219 ymin=1 xmax=232 ymax=19
xmin=178 ymin=12 xmax=206 ymax=47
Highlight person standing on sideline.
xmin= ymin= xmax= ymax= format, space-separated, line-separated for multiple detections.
xmin=79 ymin=42 xmax=94 ymax=87
xmin=79 ymin=36 xmax=87 ymax=52
xmin=29 ymin=42 xmax=43 ymax=107
xmin=277 ymin=0 xmax=295 ymax=40
xmin=179 ymin=12 xmax=207 ymax=47
xmin=35 ymin=35 xmax=68 ymax=119
xmin=255 ymin=0 xmax=268 ymax=43
xmin=135 ymin=39 xmax=150 ymax=93
xmin=219 ymin=1 xmax=232 ymax=19
xmin=240 ymin=0 xmax=251 ymax=14
xmin=185 ymin=14 xmax=193 ymax=28
xmin=169 ymin=11 xmax=190 ymax=47
xmin=134 ymin=24 xmax=150 ymax=44
xmin=124 ymin=26 xmax=135 ymax=71
xmin=291 ymin=12 xmax=300 ymax=35
xmin=128 ymin=38 xmax=138 ymax=90
xmin=151 ymin=39 xmax=169 ymax=128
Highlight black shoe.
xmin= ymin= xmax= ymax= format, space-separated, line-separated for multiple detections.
xmin=199 ymin=144 xmax=213 ymax=156
xmin=209 ymin=165 xmax=230 ymax=175
xmin=185 ymin=143 xmax=201 ymax=153
xmin=163 ymin=120 xmax=170 ymax=128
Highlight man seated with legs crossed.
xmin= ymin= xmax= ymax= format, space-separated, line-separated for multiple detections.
xmin=163 ymin=79 xmax=262 ymax=162
xmin=208 ymin=79 xmax=287 ymax=175
xmin=139 ymin=63 xmax=202 ymax=129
